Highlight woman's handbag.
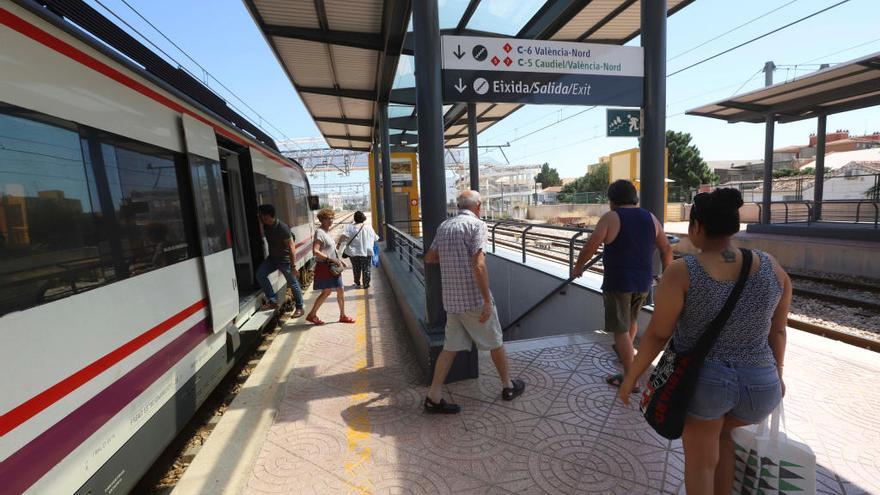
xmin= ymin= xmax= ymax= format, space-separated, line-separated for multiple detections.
xmin=341 ymin=223 xmax=365 ymax=259
xmin=731 ymin=402 xmax=816 ymax=494
xmin=328 ymin=260 xmax=344 ymax=277
xmin=639 ymin=248 xmax=753 ymax=440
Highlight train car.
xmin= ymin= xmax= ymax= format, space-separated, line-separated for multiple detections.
xmin=0 ymin=0 xmax=317 ymax=493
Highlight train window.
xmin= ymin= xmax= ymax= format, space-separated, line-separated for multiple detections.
xmin=0 ymin=106 xmax=102 ymax=316
xmin=90 ymin=134 xmax=193 ymax=272
xmin=0 ymin=103 xmax=198 ymax=317
xmin=274 ymin=182 xmax=296 ymax=227
xmin=293 ymin=185 xmax=311 ymax=225
xmin=189 ymin=155 xmax=229 ymax=255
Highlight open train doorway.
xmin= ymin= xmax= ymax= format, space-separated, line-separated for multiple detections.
xmin=219 ymin=147 xmax=256 ymax=296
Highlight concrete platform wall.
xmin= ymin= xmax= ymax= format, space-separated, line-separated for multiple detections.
xmin=486 ymin=249 xmax=650 ymax=341
xmin=671 ymin=231 xmax=880 ymax=279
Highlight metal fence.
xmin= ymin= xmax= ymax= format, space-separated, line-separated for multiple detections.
xmin=384 ymin=223 xmax=425 ymax=285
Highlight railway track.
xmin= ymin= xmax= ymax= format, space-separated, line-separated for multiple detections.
xmin=490 ymin=230 xmax=880 ymax=352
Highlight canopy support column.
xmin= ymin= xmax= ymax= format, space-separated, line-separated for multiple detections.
xmin=371 ymin=138 xmax=385 ymax=239
xmin=762 ymin=117 xmax=775 ymax=224
xmin=379 ymin=104 xmax=395 ymax=249
xmin=813 ymin=113 xmax=827 ymax=221
xmin=468 ymin=102 xmax=479 ymax=191
xmin=639 ymin=0 xmax=667 ymax=223
xmin=413 ymin=0 xmax=446 ymax=326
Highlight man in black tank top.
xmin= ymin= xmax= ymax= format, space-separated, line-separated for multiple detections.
xmin=572 ymin=180 xmax=673 ymax=390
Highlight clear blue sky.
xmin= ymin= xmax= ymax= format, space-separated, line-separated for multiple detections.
xmin=84 ymin=0 xmax=880 ymax=181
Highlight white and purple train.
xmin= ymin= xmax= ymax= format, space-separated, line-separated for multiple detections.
xmin=0 ymin=1 xmax=317 ymax=492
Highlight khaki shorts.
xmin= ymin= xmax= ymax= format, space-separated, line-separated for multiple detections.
xmin=444 ymin=305 xmax=504 ymax=352
xmin=603 ymin=291 xmax=648 ymax=334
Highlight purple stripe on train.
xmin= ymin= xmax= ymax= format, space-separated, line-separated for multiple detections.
xmin=0 ymin=319 xmax=210 ymax=495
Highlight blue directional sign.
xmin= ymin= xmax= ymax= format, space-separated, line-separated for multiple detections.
xmin=441 ymin=35 xmax=644 ymax=106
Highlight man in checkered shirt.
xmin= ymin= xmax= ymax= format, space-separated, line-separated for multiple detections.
xmin=422 ymin=190 xmax=525 ymax=414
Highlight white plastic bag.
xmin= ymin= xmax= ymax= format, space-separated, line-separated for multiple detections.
xmin=731 ymin=402 xmax=816 ymax=494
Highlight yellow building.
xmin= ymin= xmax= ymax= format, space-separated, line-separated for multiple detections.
xmin=607 ymin=148 xmax=670 ymax=217
xmin=368 ymin=152 xmax=421 ymax=237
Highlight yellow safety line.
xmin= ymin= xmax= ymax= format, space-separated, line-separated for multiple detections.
xmin=344 ymin=293 xmax=372 ymax=494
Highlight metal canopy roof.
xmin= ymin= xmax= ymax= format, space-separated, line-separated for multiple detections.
xmin=243 ymin=0 xmax=695 ymax=151
xmin=686 ymin=52 xmax=880 ymax=124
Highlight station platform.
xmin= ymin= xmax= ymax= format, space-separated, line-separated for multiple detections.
xmin=172 ymin=268 xmax=880 ymax=495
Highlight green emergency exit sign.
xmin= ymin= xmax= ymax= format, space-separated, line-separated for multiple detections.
xmin=607 ymin=108 xmax=640 ymax=137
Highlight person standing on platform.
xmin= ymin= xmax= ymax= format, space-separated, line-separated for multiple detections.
xmin=339 ymin=211 xmax=378 ymax=289
xmin=257 ymin=204 xmax=304 ymax=317
xmin=619 ymin=188 xmax=790 ymax=495
xmin=422 ymin=190 xmax=525 ymax=414
xmin=306 ymin=208 xmax=355 ymax=325
xmin=571 ymin=180 xmax=673 ymax=391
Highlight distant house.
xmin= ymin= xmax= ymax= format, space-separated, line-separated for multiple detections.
xmin=538 ymin=186 xmax=563 ymax=204
xmin=745 ymin=149 xmax=880 ymax=202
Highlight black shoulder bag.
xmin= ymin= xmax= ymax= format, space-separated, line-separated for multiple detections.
xmin=341 ymin=223 xmax=365 ymax=259
xmin=640 ymin=248 xmax=753 ymax=440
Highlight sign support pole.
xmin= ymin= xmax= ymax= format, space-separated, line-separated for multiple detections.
xmin=468 ymin=102 xmax=479 ymax=191
xmin=413 ymin=0 xmax=446 ymax=327
xmin=813 ymin=113 xmax=827 ymax=221
xmin=371 ymin=137 xmax=384 ymax=239
xmin=640 ymin=0 xmax=666 ymax=224
xmin=379 ymin=104 xmax=395 ymax=249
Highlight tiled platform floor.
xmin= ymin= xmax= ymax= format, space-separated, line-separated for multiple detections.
xmin=180 ymin=267 xmax=880 ymax=495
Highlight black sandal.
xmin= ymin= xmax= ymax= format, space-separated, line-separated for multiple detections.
xmin=606 ymin=374 xmax=640 ymax=394
xmin=502 ymin=379 xmax=526 ymax=401
xmin=424 ymin=397 xmax=461 ymax=414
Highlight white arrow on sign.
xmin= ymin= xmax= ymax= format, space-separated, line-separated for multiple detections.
xmin=454 ymin=78 xmax=466 ymax=93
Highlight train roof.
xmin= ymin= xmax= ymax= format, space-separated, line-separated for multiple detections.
xmin=18 ymin=0 xmax=287 ymax=160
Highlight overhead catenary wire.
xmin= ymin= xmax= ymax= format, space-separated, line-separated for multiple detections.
xmin=668 ymin=0 xmax=801 ymax=62
xmin=91 ymin=0 xmax=293 ymax=144
xmin=669 ymin=0 xmax=852 ymax=77
xmin=484 ymin=2 xmax=850 ymax=150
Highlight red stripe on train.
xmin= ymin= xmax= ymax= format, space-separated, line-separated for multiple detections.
xmin=0 ymin=300 xmax=207 ymax=436
xmin=0 ymin=7 xmax=295 ymax=171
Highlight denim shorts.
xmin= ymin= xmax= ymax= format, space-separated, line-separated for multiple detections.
xmin=687 ymin=360 xmax=781 ymax=423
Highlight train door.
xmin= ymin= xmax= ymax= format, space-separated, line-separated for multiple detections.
xmin=219 ymin=148 xmax=254 ymax=292
xmin=181 ymin=114 xmax=237 ymax=332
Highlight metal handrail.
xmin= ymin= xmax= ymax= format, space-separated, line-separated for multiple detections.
xmin=484 ymin=219 xmax=596 ymax=273
xmin=385 ymin=223 xmax=424 ymax=285
xmin=764 ymin=199 xmax=878 ymax=227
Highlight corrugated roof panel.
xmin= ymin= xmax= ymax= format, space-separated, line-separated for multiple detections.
xmin=551 ymin=0 xmax=620 ymax=40
xmin=253 ymin=0 xmax=319 ymax=28
xmin=316 ymin=122 xmax=348 ymax=135
xmin=300 ymin=93 xmax=342 ymax=117
xmin=483 ymin=103 xmax=519 ymax=118
xmin=447 ymin=124 xmax=467 ymax=135
xmin=274 ymin=38 xmax=334 ymax=86
xmin=324 ymin=0 xmax=383 ymax=33
xmin=331 ymin=45 xmax=379 ymax=90
xmin=347 ymin=126 xmax=372 ymax=137
xmin=741 ymin=66 xmax=867 ymax=103
xmin=589 ymin=1 xmax=640 ymax=40
xmin=325 ymin=137 xmax=351 ymax=148
xmin=341 ymin=98 xmax=374 ymax=119
xmin=820 ymin=89 xmax=880 ymax=108
xmin=759 ymin=71 xmax=880 ymax=106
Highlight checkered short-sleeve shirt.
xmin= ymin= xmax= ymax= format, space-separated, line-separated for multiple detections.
xmin=430 ymin=210 xmax=488 ymax=314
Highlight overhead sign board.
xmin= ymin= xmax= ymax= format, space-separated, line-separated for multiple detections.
xmin=607 ymin=108 xmax=641 ymax=137
xmin=441 ymin=35 xmax=643 ymax=106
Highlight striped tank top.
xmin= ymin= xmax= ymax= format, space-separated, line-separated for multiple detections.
xmin=672 ymin=250 xmax=782 ymax=367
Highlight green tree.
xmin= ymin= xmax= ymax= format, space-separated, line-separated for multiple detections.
xmin=558 ymin=162 xmax=609 ymax=202
xmin=534 ymin=162 xmax=562 ymax=187
xmin=666 ymin=130 xmax=717 ymax=190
